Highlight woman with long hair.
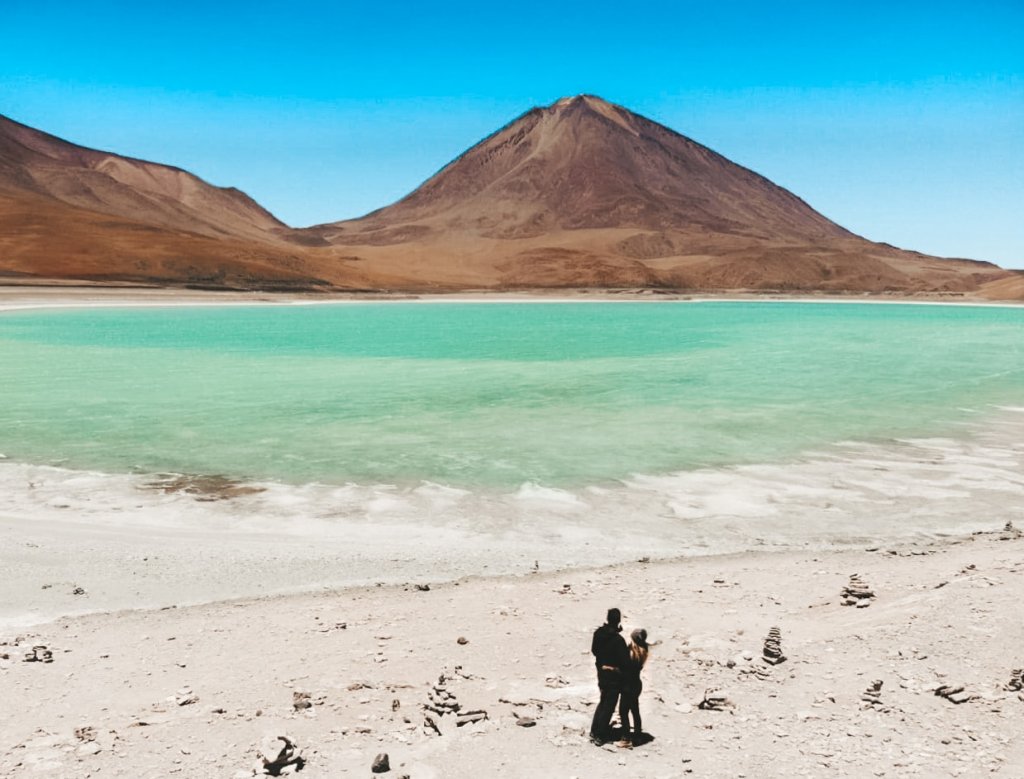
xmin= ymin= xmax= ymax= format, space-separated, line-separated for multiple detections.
xmin=618 ymin=627 xmax=649 ymax=745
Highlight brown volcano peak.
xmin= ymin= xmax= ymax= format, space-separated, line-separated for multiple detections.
xmin=321 ymin=94 xmax=850 ymax=244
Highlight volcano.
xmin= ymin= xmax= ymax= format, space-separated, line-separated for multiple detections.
xmin=310 ymin=95 xmax=1010 ymax=294
xmin=0 ymin=98 xmax=1017 ymax=296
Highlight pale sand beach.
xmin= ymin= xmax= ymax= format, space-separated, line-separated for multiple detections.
xmin=2 ymin=530 xmax=1023 ymax=778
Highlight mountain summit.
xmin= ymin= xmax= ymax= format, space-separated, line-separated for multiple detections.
xmin=325 ymin=94 xmax=847 ymax=241
xmin=310 ymin=95 xmax=1005 ymax=292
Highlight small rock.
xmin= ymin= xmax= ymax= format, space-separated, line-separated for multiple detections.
xmin=457 ymin=636 xmax=468 ymax=645
xmin=371 ymin=752 xmax=390 ymax=773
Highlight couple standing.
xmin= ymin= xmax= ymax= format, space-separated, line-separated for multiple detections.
xmin=589 ymin=607 xmax=650 ymax=747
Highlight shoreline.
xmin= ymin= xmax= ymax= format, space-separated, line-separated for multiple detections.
xmin=3 ymin=529 xmax=1022 ymax=777
xmin=2 ymin=283 xmax=1023 ymax=314
xmin=3 ymin=404 xmax=1022 ymax=628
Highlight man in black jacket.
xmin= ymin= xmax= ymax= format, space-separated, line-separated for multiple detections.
xmin=589 ymin=607 xmax=630 ymax=745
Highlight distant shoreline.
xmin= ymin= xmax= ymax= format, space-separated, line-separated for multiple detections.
xmin=2 ymin=283 xmax=1022 ymax=313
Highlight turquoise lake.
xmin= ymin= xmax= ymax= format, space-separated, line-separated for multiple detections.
xmin=1 ymin=301 xmax=1022 ymax=489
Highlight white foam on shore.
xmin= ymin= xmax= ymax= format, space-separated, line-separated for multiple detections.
xmin=3 ymin=409 xmax=1022 ymax=548
xmin=2 ymin=408 xmax=1022 ymax=623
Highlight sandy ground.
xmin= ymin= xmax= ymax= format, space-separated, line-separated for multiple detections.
xmin=2 ymin=528 xmax=1023 ymax=778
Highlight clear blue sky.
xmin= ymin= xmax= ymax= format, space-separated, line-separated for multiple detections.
xmin=3 ymin=1 xmax=1022 ymax=267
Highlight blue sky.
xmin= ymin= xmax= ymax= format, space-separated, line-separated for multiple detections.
xmin=2 ymin=1 xmax=1022 ymax=267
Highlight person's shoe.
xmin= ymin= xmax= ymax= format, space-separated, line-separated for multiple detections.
xmin=589 ymin=734 xmax=605 ymax=746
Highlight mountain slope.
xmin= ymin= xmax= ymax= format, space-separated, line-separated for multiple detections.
xmin=310 ymin=95 xmax=1010 ymax=295
xmin=0 ymin=114 xmax=291 ymax=243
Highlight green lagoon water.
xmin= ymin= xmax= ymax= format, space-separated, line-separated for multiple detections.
xmin=1 ymin=301 xmax=1022 ymax=490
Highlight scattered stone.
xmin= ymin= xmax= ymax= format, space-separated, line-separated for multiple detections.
xmin=515 ymin=716 xmax=537 ymax=727
xmin=545 ymin=675 xmax=570 ymax=688
xmin=698 ymin=689 xmax=733 ymax=711
xmin=456 ymin=709 xmax=488 ymax=727
xmin=257 ymin=734 xmax=305 ymax=775
xmin=935 ymin=685 xmax=976 ymax=705
xmin=556 ymin=583 xmax=572 ymax=594
xmin=456 ymin=636 xmax=468 ymax=645
xmin=74 ymin=726 xmax=96 ymax=742
xmin=762 ymin=626 xmax=787 ymax=665
xmin=638 ymin=556 xmax=651 ymax=563
xmin=1005 ymin=669 xmax=1023 ymax=692
xmin=414 ymin=583 xmax=430 ymax=592
xmin=292 ymin=691 xmax=312 ymax=711
xmin=841 ymin=574 xmax=876 ymax=607
xmin=392 ymin=698 xmax=401 ymax=711
xmin=423 ymin=714 xmax=441 ymax=736
xmin=71 ymin=585 xmax=86 ymax=596
xmin=371 ymin=752 xmax=390 ymax=773
xmin=23 ymin=645 xmax=53 ymax=663
xmin=175 ymin=687 xmax=199 ymax=706
xmin=76 ymin=740 xmax=102 ymax=757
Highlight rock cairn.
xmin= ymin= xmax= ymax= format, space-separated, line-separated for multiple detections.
xmin=23 ymin=645 xmax=53 ymax=663
xmin=292 ymin=692 xmax=312 ymax=711
xmin=934 ymin=684 xmax=974 ymax=705
xmin=1001 ymin=521 xmax=1022 ymax=540
xmin=698 ymin=689 xmax=733 ymax=711
xmin=841 ymin=574 xmax=875 ymax=607
xmin=256 ymin=734 xmax=305 ymax=775
xmin=1005 ymin=668 xmax=1023 ymax=692
xmin=860 ymin=680 xmax=886 ymax=709
xmin=762 ymin=627 xmax=786 ymax=665
xmin=423 ymin=669 xmax=487 ymax=734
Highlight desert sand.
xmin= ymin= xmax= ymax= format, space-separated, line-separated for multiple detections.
xmin=2 ymin=527 xmax=1023 ymax=778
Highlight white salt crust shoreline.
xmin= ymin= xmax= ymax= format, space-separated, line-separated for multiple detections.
xmin=2 ymin=406 xmax=1022 ymax=628
xmin=2 ymin=284 xmax=1024 ymax=313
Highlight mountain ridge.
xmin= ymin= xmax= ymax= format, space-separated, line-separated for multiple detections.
xmin=0 ymin=98 xmax=1018 ymax=297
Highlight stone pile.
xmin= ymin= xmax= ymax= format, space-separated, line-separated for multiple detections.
xmin=841 ymin=574 xmax=875 ymax=607
xmin=256 ymin=734 xmax=305 ymax=776
xmin=23 ymin=645 xmax=53 ymax=663
xmin=860 ymin=680 xmax=885 ymax=709
xmin=1000 ymin=521 xmax=1022 ymax=540
xmin=292 ymin=692 xmax=312 ymax=711
xmin=422 ymin=670 xmax=488 ymax=734
xmin=762 ymin=627 xmax=786 ymax=665
xmin=1004 ymin=668 xmax=1023 ymax=692
xmin=698 ymin=689 xmax=733 ymax=711
xmin=934 ymin=684 xmax=974 ymax=705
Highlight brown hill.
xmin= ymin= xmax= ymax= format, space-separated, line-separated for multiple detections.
xmin=311 ymin=95 xmax=1014 ymax=295
xmin=0 ymin=114 xmax=369 ymax=289
xmin=0 ymin=100 xmax=1018 ymax=297
xmin=0 ymin=114 xmax=291 ymax=242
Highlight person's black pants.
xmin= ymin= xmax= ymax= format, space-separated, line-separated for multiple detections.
xmin=590 ymin=668 xmax=621 ymax=740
